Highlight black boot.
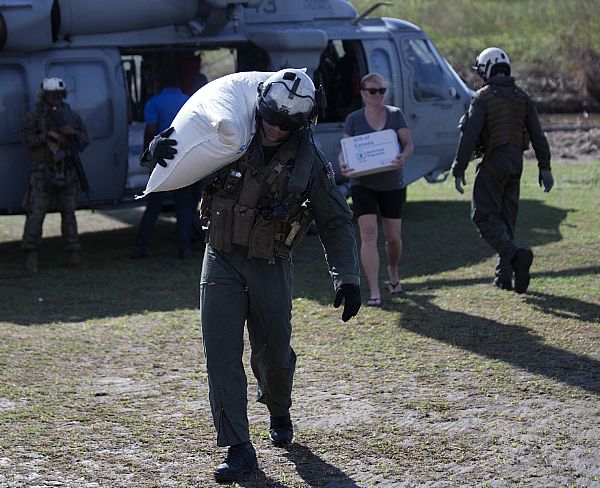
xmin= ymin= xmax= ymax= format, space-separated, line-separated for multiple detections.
xmin=269 ymin=414 xmax=293 ymax=447
xmin=213 ymin=442 xmax=258 ymax=482
xmin=493 ymin=275 xmax=512 ymax=291
xmin=494 ymin=256 xmax=513 ymax=290
xmin=512 ymin=248 xmax=534 ymax=294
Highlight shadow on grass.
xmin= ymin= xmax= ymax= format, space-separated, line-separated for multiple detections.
xmin=282 ymin=443 xmax=360 ymax=488
xmin=525 ymin=290 xmax=600 ymax=324
xmin=412 ymin=265 xmax=600 ymax=295
xmin=293 ymin=199 xmax=572 ymax=303
xmin=0 ymin=199 xmax=572 ymax=324
xmin=238 ymin=469 xmax=290 ymax=488
xmin=233 ymin=443 xmax=359 ymax=487
xmin=0 ymin=220 xmax=204 ymax=325
xmin=397 ymin=292 xmax=600 ymax=395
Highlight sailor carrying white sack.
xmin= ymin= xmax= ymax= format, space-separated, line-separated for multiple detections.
xmin=140 ymin=68 xmax=362 ymax=483
xmin=139 ymin=70 xmax=272 ymax=194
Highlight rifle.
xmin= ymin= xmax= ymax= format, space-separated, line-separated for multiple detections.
xmin=63 ymin=135 xmax=90 ymax=193
xmin=50 ymin=106 xmax=94 ymax=211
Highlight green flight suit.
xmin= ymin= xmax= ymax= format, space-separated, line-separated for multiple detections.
xmin=200 ymin=129 xmax=360 ymax=447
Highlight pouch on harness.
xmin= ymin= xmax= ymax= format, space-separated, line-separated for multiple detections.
xmin=202 ymin=137 xmax=314 ymax=260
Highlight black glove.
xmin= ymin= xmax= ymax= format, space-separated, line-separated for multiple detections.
xmin=538 ymin=169 xmax=554 ymax=193
xmin=454 ymin=175 xmax=466 ymax=194
xmin=140 ymin=126 xmax=178 ymax=171
xmin=450 ymin=160 xmax=466 ymax=194
xmin=333 ymin=284 xmax=361 ymax=322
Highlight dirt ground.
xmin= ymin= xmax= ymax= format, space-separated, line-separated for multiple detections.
xmin=531 ymin=127 xmax=600 ymax=162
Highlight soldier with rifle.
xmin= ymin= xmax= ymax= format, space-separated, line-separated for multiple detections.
xmin=21 ymin=77 xmax=90 ymax=273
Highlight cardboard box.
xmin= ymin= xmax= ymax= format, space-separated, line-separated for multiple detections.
xmin=341 ymin=129 xmax=400 ymax=177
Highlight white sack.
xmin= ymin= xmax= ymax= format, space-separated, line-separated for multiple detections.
xmin=140 ymin=71 xmax=272 ymax=195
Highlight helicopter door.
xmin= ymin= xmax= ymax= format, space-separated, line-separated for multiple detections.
xmin=362 ymin=38 xmax=446 ymax=187
xmin=394 ymin=35 xmax=469 ymax=183
xmin=0 ymin=62 xmax=29 ymax=213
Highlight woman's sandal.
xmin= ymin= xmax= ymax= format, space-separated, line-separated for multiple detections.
xmin=386 ymin=265 xmax=404 ymax=294
xmin=366 ymin=297 xmax=382 ymax=307
xmin=387 ymin=280 xmax=404 ymax=294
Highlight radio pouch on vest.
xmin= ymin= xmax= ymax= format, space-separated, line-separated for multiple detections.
xmin=208 ymin=194 xmax=235 ymax=252
xmin=232 ymin=166 xmax=262 ymax=246
xmin=248 ymin=215 xmax=275 ymax=259
xmin=280 ymin=203 xmax=313 ymax=252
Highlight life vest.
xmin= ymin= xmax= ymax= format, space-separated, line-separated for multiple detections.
xmin=479 ymin=84 xmax=529 ymax=154
xmin=201 ymin=134 xmax=314 ymax=260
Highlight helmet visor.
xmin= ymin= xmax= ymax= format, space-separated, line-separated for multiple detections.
xmin=258 ymin=101 xmax=304 ymax=132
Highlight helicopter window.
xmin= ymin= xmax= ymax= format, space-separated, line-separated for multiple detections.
xmin=315 ymin=40 xmax=364 ymax=122
xmin=368 ymin=47 xmax=394 ymax=97
xmin=0 ymin=65 xmax=28 ymax=144
xmin=48 ymin=61 xmax=112 ymax=139
xmin=404 ymin=38 xmax=452 ymax=102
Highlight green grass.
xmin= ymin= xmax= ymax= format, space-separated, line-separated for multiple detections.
xmin=0 ymin=159 xmax=598 ymax=486
xmin=349 ymin=0 xmax=600 ymax=75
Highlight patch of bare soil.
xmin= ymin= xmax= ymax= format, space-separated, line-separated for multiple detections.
xmin=532 ymin=128 xmax=600 ymax=161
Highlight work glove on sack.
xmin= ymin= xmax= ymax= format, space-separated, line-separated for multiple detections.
xmin=140 ymin=126 xmax=178 ymax=172
xmin=538 ymin=169 xmax=554 ymax=193
xmin=333 ymin=283 xmax=361 ymax=322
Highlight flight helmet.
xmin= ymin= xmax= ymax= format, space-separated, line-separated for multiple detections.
xmin=256 ymin=68 xmax=316 ymax=131
xmin=473 ymin=47 xmax=511 ymax=80
xmin=41 ymin=77 xmax=67 ymax=99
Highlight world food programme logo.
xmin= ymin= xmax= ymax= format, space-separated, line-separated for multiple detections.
xmin=356 ymin=151 xmax=367 ymax=161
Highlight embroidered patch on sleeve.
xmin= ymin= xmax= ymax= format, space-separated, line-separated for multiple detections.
xmin=324 ymin=162 xmax=336 ymax=181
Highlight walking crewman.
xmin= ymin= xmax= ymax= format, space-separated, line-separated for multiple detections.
xmin=142 ymin=68 xmax=362 ymax=482
xmin=451 ymin=47 xmax=553 ymax=294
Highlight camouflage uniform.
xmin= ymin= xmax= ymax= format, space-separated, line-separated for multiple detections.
xmin=21 ymin=100 xmax=89 ymax=252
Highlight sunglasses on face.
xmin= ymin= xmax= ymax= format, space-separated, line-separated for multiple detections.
xmin=259 ymin=102 xmax=303 ymax=132
xmin=362 ymin=87 xmax=387 ymax=95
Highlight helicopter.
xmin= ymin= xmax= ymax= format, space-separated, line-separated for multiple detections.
xmin=0 ymin=0 xmax=473 ymax=215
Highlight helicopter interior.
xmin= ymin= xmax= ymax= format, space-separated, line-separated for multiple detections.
xmin=120 ymin=38 xmax=366 ymax=131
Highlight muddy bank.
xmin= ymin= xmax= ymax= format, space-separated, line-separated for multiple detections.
xmin=528 ymin=127 xmax=600 ymax=161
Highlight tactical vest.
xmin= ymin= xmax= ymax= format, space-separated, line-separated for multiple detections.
xmin=479 ymin=84 xmax=529 ymax=154
xmin=201 ymin=138 xmax=314 ymax=261
xmin=31 ymin=104 xmax=79 ymax=189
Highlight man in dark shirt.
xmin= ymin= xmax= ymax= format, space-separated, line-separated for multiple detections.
xmin=451 ymin=47 xmax=554 ymax=294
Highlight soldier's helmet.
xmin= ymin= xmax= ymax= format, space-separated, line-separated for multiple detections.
xmin=256 ymin=68 xmax=316 ymax=131
xmin=473 ymin=47 xmax=511 ymax=80
xmin=41 ymin=77 xmax=67 ymax=98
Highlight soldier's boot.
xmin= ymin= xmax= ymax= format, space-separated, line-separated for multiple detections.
xmin=24 ymin=250 xmax=38 ymax=274
xmin=269 ymin=414 xmax=294 ymax=447
xmin=494 ymin=256 xmax=513 ymax=290
xmin=493 ymin=276 xmax=513 ymax=290
xmin=213 ymin=442 xmax=258 ymax=482
xmin=67 ymin=251 xmax=84 ymax=267
xmin=512 ymin=248 xmax=534 ymax=294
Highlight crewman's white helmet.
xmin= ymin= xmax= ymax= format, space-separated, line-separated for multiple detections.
xmin=42 ymin=77 xmax=66 ymax=92
xmin=256 ymin=68 xmax=316 ymax=131
xmin=473 ymin=47 xmax=511 ymax=80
